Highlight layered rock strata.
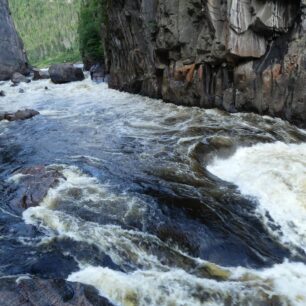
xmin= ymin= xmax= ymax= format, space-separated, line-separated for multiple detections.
xmin=106 ymin=0 xmax=306 ymax=127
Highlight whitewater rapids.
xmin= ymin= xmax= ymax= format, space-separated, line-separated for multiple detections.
xmin=0 ymin=76 xmax=305 ymax=305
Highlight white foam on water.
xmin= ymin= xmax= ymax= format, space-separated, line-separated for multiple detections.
xmin=68 ymin=267 xmax=234 ymax=306
xmin=67 ymin=261 xmax=306 ymax=306
xmin=34 ymin=165 xmax=148 ymax=225
xmin=207 ymin=142 xmax=306 ymax=251
xmin=21 ymin=165 xmax=162 ymax=269
xmin=20 ymin=164 xmax=306 ymax=306
xmin=7 ymin=173 xmax=29 ymax=184
xmin=15 ymin=275 xmax=32 ymax=284
xmin=23 ymin=206 xmax=163 ymax=270
xmin=232 ymin=261 xmax=306 ymax=306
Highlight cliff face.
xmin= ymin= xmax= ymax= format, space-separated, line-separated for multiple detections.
xmin=106 ymin=0 xmax=306 ymax=127
xmin=0 ymin=0 xmax=28 ymax=80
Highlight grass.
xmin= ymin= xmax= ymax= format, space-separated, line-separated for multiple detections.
xmin=9 ymin=0 xmax=81 ymax=67
xmin=33 ymin=50 xmax=82 ymax=68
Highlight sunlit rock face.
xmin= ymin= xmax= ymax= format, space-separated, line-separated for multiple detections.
xmin=0 ymin=0 xmax=28 ymax=80
xmin=106 ymin=0 xmax=306 ymax=127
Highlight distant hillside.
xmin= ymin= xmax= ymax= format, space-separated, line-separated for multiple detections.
xmin=9 ymin=0 xmax=81 ymax=67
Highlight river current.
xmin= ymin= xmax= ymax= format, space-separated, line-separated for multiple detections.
xmin=0 ymin=76 xmax=306 ymax=305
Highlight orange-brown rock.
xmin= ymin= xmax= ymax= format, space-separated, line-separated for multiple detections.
xmin=106 ymin=0 xmax=305 ymax=127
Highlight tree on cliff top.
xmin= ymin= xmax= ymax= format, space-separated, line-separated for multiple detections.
xmin=78 ymin=0 xmax=107 ymax=70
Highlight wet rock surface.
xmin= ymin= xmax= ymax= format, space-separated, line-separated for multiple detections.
xmin=0 ymin=0 xmax=29 ymax=81
xmin=7 ymin=166 xmax=64 ymax=214
xmin=0 ymin=277 xmax=114 ymax=306
xmin=106 ymin=0 xmax=306 ymax=127
xmin=90 ymin=63 xmax=106 ymax=83
xmin=11 ymin=72 xmax=30 ymax=85
xmin=32 ymin=68 xmax=50 ymax=81
xmin=0 ymin=109 xmax=39 ymax=122
xmin=49 ymin=64 xmax=85 ymax=84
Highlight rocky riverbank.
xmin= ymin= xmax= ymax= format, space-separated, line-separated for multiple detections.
xmin=105 ymin=0 xmax=306 ymax=127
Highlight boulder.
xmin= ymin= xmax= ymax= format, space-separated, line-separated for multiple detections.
xmin=32 ymin=68 xmax=50 ymax=81
xmin=11 ymin=72 xmax=30 ymax=84
xmin=0 ymin=0 xmax=29 ymax=80
xmin=90 ymin=63 xmax=105 ymax=82
xmin=5 ymin=109 xmax=39 ymax=121
xmin=0 ymin=90 xmax=5 ymax=96
xmin=1 ymin=109 xmax=39 ymax=122
xmin=0 ymin=277 xmax=114 ymax=306
xmin=8 ymin=166 xmax=64 ymax=214
xmin=49 ymin=64 xmax=85 ymax=84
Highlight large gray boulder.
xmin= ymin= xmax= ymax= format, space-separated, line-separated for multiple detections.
xmin=0 ymin=0 xmax=29 ymax=80
xmin=49 ymin=64 xmax=85 ymax=84
xmin=105 ymin=0 xmax=306 ymax=127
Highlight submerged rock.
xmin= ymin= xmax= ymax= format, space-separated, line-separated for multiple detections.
xmin=0 ymin=277 xmax=113 ymax=306
xmin=8 ymin=166 xmax=64 ymax=214
xmin=90 ymin=63 xmax=105 ymax=83
xmin=49 ymin=64 xmax=85 ymax=84
xmin=32 ymin=68 xmax=50 ymax=81
xmin=11 ymin=72 xmax=30 ymax=84
xmin=0 ymin=109 xmax=39 ymax=122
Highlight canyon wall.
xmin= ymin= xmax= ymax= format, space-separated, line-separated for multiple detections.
xmin=106 ymin=0 xmax=306 ymax=127
xmin=0 ymin=0 xmax=28 ymax=80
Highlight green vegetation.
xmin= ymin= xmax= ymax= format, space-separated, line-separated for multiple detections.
xmin=78 ymin=0 xmax=107 ymax=68
xmin=9 ymin=0 xmax=81 ymax=67
xmin=33 ymin=50 xmax=81 ymax=69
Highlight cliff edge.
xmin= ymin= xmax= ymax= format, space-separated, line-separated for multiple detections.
xmin=0 ymin=0 xmax=28 ymax=80
xmin=106 ymin=0 xmax=306 ymax=127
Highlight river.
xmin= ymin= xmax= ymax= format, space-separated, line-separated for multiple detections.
xmin=0 ymin=76 xmax=306 ymax=305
